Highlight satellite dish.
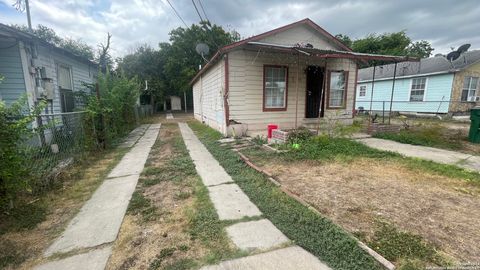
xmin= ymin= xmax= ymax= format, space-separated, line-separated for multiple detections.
xmin=456 ymin=44 xmax=471 ymax=54
xmin=446 ymin=51 xmax=460 ymax=61
xmin=195 ymin=43 xmax=209 ymax=55
xmin=195 ymin=43 xmax=210 ymax=63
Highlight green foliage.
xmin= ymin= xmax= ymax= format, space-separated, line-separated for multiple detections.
xmin=163 ymin=259 xmax=196 ymax=270
xmin=117 ymin=21 xmax=240 ymax=108
xmin=287 ymin=135 xmax=397 ymax=161
xmin=188 ymin=121 xmax=383 ymax=270
xmin=373 ymin=126 xmax=461 ymax=150
xmin=84 ymin=71 xmax=140 ymax=147
xmin=251 ymin=135 xmax=267 ymax=146
xmin=148 ymin=247 xmax=177 ymax=270
xmin=127 ymin=191 xmax=158 ymax=222
xmin=0 ymin=239 xmax=26 ymax=269
xmin=0 ymin=97 xmax=45 ymax=209
xmin=336 ymin=31 xmax=433 ymax=58
xmin=287 ymin=127 xmax=313 ymax=144
xmin=366 ymin=222 xmax=442 ymax=266
xmin=11 ymin=24 xmax=95 ymax=60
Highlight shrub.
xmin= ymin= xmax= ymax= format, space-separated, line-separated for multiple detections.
xmin=287 ymin=127 xmax=313 ymax=144
xmin=0 ymin=97 xmax=44 ymax=209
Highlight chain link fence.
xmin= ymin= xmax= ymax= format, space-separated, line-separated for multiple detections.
xmin=23 ymin=105 xmax=153 ymax=189
xmin=355 ymin=100 xmax=476 ymax=125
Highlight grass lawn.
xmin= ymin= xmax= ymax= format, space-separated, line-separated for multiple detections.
xmin=107 ymin=122 xmax=242 ymax=270
xmin=188 ymin=121 xmax=384 ymax=270
xmin=240 ymin=133 xmax=480 ymax=269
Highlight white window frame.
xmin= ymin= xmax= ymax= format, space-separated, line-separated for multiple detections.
xmin=263 ymin=65 xmax=288 ymax=111
xmin=359 ymin=85 xmax=366 ymax=97
xmin=461 ymin=76 xmax=478 ymax=102
xmin=409 ymin=77 xmax=428 ymax=102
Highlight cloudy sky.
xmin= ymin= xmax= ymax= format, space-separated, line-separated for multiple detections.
xmin=1 ymin=0 xmax=479 ymax=58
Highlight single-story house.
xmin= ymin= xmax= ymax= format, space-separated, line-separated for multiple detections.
xmin=190 ymin=18 xmax=412 ymax=136
xmin=0 ymin=23 xmax=97 ymax=115
xmin=356 ymin=50 xmax=480 ymax=115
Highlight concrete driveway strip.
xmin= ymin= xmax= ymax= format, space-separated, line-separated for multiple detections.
xmin=226 ymin=219 xmax=289 ymax=251
xmin=178 ymin=123 xmax=260 ymax=220
xmin=119 ymin=124 xmax=150 ymax=148
xmin=43 ymin=124 xmax=160 ymax=259
xmin=35 ymin=246 xmax=112 ymax=270
xmin=357 ymin=137 xmax=480 ymax=172
xmin=200 ymin=246 xmax=331 ymax=270
xmin=44 ymin=174 xmax=139 ymax=256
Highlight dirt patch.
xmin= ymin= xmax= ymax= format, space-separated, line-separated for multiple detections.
xmin=107 ymin=122 xmax=210 ymax=270
xmin=0 ymin=147 xmax=127 ymax=270
xmin=252 ymin=157 xmax=480 ymax=263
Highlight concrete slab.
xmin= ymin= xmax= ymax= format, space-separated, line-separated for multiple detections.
xmin=119 ymin=124 xmax=149 ymax=148
xmin=195 ymin=164 xmax=234 ymax=186
xmin=149 ymin=123 xmax=161 ymax=129
xmin=200 ymin=246 xmax=331 ymax=270
xmin=166 ymin=113 xmax=174 ymax=119
xmin=207 ymin=183 xmax=261 ymax=220
xmin=226 ymin=219 xmax=289 ymax=251
xmin=45 ymin=175 xmax=139 ymax=256
xmin=357 ymin=137 xmax=480 ymax=172
xmin=35 ymin=246 xmax=112 ymax=270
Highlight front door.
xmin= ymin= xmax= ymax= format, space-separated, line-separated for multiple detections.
xmin=305 ymin=66 xmax=324 ymax=118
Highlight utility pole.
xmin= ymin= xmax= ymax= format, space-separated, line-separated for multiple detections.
xmin=13 ymin=0 xmax=32 ymax=30
xmin=25 ymin=0 xmax=32 ymax=30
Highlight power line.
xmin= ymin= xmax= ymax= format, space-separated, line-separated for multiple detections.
xmin=191 ymin=0 xmax=204 ymax=22
xmin=166 ymin=0 xmax=188 ymax=28
xmin=197 ymin=0 xmax=210 ymax=23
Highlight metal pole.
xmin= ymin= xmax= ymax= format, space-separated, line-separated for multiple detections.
xmin=388 ymin=62 xmax=398 ymax=124
xmin=369 ymin=64 xmax=376 ymax=115
xmin=382 ymin=101 xmax=385 ymax=123
xmin=184 ymin=91 xmax=187 ymax=113
xmin=294 ymin=53 xmax=299 ymax=128
xmin=25 ymin=0 xmax=32 ymax=31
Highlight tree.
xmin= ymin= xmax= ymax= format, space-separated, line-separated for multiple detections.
xmin=335 ymin=34 xmax=352 ymax=48
xmin=11 ymin=24 xmax=95 ymax=60
xmin=96 ymin=33 xmax=113 ymax=72
xmin=336 ymin=31 xmax=434 ymax=58
xmin=117 ymin=21 xmax=240 ymax=110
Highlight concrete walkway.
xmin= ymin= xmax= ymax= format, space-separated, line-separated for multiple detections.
xmin=178 ymin=123 xmax=331 ymax=270
xmin=357 ymin=137 xmax=480 ymax=172
xmin=35 ymin=124 xmax=161 ymax=270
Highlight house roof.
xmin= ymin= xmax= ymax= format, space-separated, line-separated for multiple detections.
xmin=0 ymin=23 xmax=98 ymax=67
xmin=190 ymin=18 xmax=353 ymax=85
xmin=358 ymin=50 xmax=480 ymax=82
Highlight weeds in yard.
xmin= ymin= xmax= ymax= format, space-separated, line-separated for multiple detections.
xmin=127 ymin=191 xmax=159 ymax=222
xmin=365 ymin=221 xmax=446 ymax=268
xmin=188 ymin=121 xmax=383 ymax=270
xmin=373 ymin=125 xmax=462 ymax=150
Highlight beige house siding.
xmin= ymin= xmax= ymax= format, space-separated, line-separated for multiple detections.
xmin=449 ymin=61 xmax=480 ymax=113
xmin=192 ymin=58 xmax=226 ymax=133
xmin=227 ymin=49 xmax=357 ymax=133
xmin=258 ymin=24 xmax=343 ymax=50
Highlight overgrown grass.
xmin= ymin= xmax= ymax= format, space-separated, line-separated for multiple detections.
xmin=373 ymin=126 xmax=462 ymax=151
xmin=362 ymin=221 xmax=447 ymax=269
xmin=188 ymin=121 xmax=383 ymax=270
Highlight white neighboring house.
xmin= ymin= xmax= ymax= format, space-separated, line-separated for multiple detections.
xmin=0 ymin=23 xmax=97 ymax=114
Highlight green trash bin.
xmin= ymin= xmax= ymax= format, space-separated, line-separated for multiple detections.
xmin=469 ymin=107 xmax=480 ymax=143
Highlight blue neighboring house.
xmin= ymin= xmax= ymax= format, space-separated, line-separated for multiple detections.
xmin=356 ymin=50 xmax=480 ymax=115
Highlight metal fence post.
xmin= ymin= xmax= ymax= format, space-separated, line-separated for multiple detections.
xmin=382 ymin=101 xmax=385 ymax=123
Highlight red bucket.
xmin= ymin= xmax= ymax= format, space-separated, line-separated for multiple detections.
xmin=267 ymin=124 xmax=278 ymax=139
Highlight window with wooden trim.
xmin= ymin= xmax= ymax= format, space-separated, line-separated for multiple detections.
xmin=263 ymin=65 xmax=288 ymax=110
xmin=58 ymin=65 xmax=75 ymax=112
xmin=462 ymin=76 xmax=478 ymax=101
xmin=359 ymin=85 xmax=366 ymax=97
xmin=409 ymin=77 xmax=426 ymax=102
xmin=328 ymin=71 xmax=347 ymax=108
